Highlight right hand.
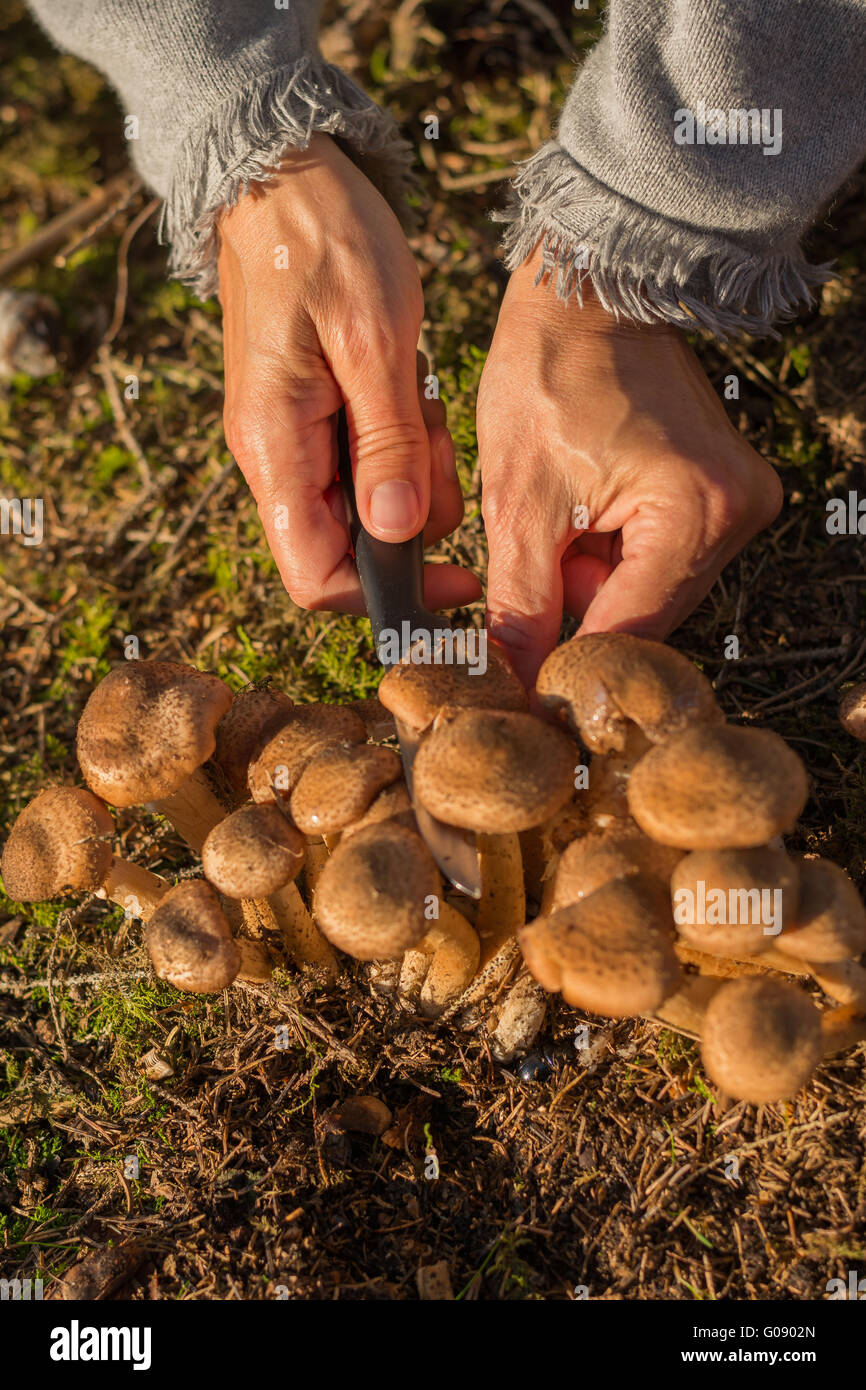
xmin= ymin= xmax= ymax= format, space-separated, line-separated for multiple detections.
xmin=217 ymin=134 xmax=480 ymax=614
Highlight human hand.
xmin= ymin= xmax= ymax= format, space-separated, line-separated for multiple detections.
xmin=477 ymin=250 xmax=783 ymax=687
xmin=218 ymin=134 xmax=480 ymax=613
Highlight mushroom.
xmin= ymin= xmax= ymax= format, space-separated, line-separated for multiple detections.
xmin=1 ymin=786 xmax=167 ymax=920
xmin=653 ymin=980 xmax=866 ymax=1069
xmin=413 ymin=707 xmax=576 ymax=965
xmin=584 ymin=728 xmax=653 ymax=829
xmin=551 ymin=821 xmax=683 ymax=912
xmin=340 ymin=779 xmax=415 ymax=839
xmin=302 ymin=836 xmax=331 ymax=897
xmin=521 ymin=795 xmax=588 ymax=911
xmin=377 ymin=638 xmax=527 ymax=733
xmin=289 ymin=743 xmax=402 ymax=838
xmin=414 ymin=708 xmax=576 ymax=833
xmin=76 ymin=661 xmax=233 ymax=853
xmin=775 ymin=858 xmax=866 ymax=963
xmin=536 ymin=631 xmax=722 ymax=753
xmin=397 ymin=901 xmax=481 ymax=1017
xmin=234 ymin=938 xmax=274 ymax=983
xmin=809 ymin=958 xmax=866 ymax=1011
xmin=247 ymin=703 xmax=366 ymax=804
xmin=670 ymin=845 xmax=800 ymax=957
xmin=838 ymin=681 xmax=866 ymax=741
xmin=699 ymin=975 xmax=823 ymax=1103
xmin=518 ymin=876 xmax=682 ymax=1018
xmin=145 ymin=880 xmax=240 ymax=993
xmin=314 ymin=822 xmax=440 ymax=960
xmin=488 ymin=966 xmax=548 ymax=1062
xmin=201 ymin=802 xmax=304 ymax=899
xmin=201 ymin=803 xmax=336 ymax=974
xmin=349 ymin=697 xmax=397 ymax=742
xmin=627 ymin=725 xmax=809 ymax=849
xmin=212 ymin=686 xmax=294 ymax=807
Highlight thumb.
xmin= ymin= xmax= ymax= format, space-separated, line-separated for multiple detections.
xmin=484 ymin=515 xmax=565 ymax=690
xmin=342 ymin=353 xmax=432 ymax=541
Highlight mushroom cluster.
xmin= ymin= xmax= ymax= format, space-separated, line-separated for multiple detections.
xmin=2 ymin=637 xmax=865 ymax=1102
xmin=0 ymin=656 xmax=562 ymax=1046
xmin=518 ymin=632 xmax=866 ymax=1102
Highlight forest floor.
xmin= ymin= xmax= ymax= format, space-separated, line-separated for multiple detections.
xmin=1 ymin=0 xmax=865 ymax=1300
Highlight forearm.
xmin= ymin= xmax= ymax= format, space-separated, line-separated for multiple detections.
xmin=499 ymin=0 xmax=866 ymax=336
xmin=27 ymin=0 xmax=414 ymax=297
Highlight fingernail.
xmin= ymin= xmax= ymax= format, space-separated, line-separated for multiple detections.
xmin=369 ymin=480 xmax=420 ymax=535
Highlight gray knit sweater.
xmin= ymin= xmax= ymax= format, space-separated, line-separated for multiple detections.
xmin=28 ymin=0 xmax=866 ymax=336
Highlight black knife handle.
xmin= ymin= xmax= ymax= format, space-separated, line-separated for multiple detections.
xmin=337 ymin=406 xmax=429 ymax=648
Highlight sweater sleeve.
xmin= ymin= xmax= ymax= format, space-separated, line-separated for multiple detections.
xmin=27 ymin=0 xmax=414 ymax=299
xmin=497 ymin=0 xmax=866 ymax=337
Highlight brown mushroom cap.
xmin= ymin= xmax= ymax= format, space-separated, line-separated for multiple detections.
xmin=247 ymin=704 xmax=366 ymax=803
xmin=201 ymin=803 xmax=304 ymax=900
xmin=349 ymin=697 xmax=397 ymax=742
xmin=314 ymin=822 xmax=440 ymax=960
xmin=671 ymin=846 xmax=800 ymax=956
xmin=213 ymin=687 xmax=294 ymax=804
xmin=77 ymin=661 xmax=232 ymax=806
xmin=776 ymin=857 xmax=866 ymax=963
xmin=627 ymin=725 xmax=809 ymax=849
xmin=839 ymin=681 xmax=866 ymax=741
xmin=289 ymin=744 xmax=402 ymax=834
xmin=700 ymin=976 xmax=823 ymax=1103
xmin=340 ymin=779 xmax=416 ymax=839
xmin=413 ymin=708 xmax=576 ymax=832
xmin=518 ymin=876 xmax=681 ymax=1017
xmin=552 ymin=822 xmax=683 ymax=910
xmin=1 ymin=786 xmax=114 ymax=900
xmin=145 ymin=880 xmax=240 ymax=993
xmin=377 ymin=638 xmax=527 ymax=732
xmin=536 ymin=632 xmax=722 ymax=754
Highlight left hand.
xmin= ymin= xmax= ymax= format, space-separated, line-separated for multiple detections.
xmin=477 ymin=249 xmax=783 ymax=688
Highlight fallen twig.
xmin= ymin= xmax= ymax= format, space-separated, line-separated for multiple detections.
xmin=0 ymin=174 xmax=137 ymax=281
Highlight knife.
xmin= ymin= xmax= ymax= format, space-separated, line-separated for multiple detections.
xmin=336 ymin=406 xmax=482 ymax=898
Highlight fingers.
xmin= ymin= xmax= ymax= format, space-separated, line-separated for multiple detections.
xmin=300 ymin=562 xmax=482 ymax=617
xmin=576 ymin=533 xmax=731 ymax=639
xmin=562 ymin=551 xmax=614 ymax=617
xmin=483 ymin=495 xmax=567 ymax=689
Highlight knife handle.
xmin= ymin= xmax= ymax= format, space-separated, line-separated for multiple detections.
xmin=337 ymin=405 xmax=427 ymax=647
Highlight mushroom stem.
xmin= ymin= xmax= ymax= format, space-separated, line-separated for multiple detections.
xmin=646 ymin=975 xmax=725 ymax=1037
xmin=303 ymin=836 xmax=330 ymax=898
xmin=489 ymin=965 xmax=547 ymax=1061
xmin=586 ymin=726 xmax=652 ymax=828
xmin=476 ymin=831 xmax=526 ymax=967
xmin=152 ymin=768 xmax=227 ymax=854
xmin=821 ymin=1005 xmax=866 ymax=1053
xmin=322 ymin=831 xmax=341 ymax=854
xmin=234 ymin=938 xmax=274 ymax=983
xmin=398 ymin=904 xmax=481 ymax=1018
xmin=272 ymin=880 xmax=338 ymax=976
xmin=674 ymin=940 xmax=811 ymax=980
xmin=810 ymin=958 xmax=866 ymax=1010
xmin=519 ymin=825 xmax=548 ymax=903
xmin=651 ymin=986 xmax=866 ymax=1060
xmin=97 ymin=857 xmax=168 ymax=921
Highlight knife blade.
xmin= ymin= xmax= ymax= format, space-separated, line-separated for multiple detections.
xmin=336 ymin=406 xmax=482 ymax=898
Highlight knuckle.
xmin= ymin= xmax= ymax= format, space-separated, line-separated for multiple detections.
xmin=353 ymin=418 xmax=428 ymax=472
xmin=752 ymin=464 xmax=784 ymax=530
xmin=223 ymin=403 xmax=266 ymax=469
xmin=481 ymin=486 xmax=522 ymax=536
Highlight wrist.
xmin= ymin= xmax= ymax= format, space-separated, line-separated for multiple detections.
xmin=513 ymin=245 xmax=672 ymax=340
